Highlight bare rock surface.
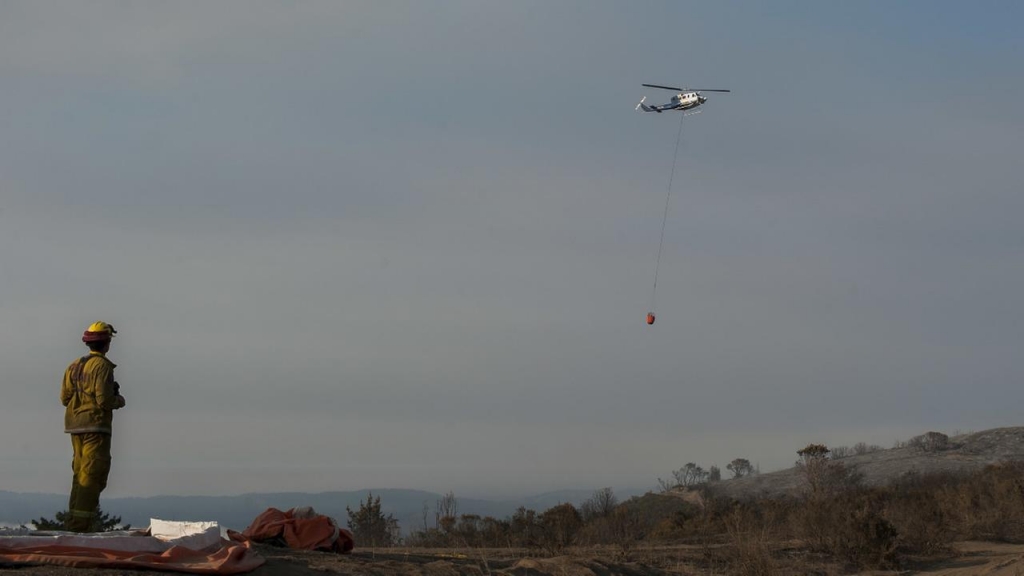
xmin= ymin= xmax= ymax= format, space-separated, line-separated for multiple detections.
xmin=5 ymin=542 xmax=1024 ymax=575
xmin=0 ymin=544 xmax=672 ymax=576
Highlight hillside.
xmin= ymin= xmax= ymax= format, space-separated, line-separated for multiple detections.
xmin=711 ymin=427 xmax=1024 ymax=498
xmin=6 ymin=427 xmax=1024 ymax=575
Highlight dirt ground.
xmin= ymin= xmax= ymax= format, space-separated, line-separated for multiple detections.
xmin=2 ymin=541 xmax=1024 ymax=575
xmin=866 ymin=542 xmax=1024 ymax=576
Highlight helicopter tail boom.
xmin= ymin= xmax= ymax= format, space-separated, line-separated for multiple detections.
xmin=635 ymin=97 xmax=659 ymax=113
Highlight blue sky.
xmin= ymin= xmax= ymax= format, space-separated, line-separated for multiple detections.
xmin=1 ymin=1 xmax=1021 ymax=499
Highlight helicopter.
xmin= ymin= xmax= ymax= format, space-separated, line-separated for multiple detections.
xmin=635 ymin=83 xmax=731 ymax=113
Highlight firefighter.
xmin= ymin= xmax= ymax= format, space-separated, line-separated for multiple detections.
xmin=60 ymin=321 xmax=126 ymax=532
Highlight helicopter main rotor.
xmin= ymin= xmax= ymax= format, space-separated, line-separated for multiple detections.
xmin=642 ymin=83 xmax=731 ymax=93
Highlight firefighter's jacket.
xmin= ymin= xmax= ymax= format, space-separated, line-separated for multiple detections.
xmin=61 ymin=352 xmax=122 ymax=434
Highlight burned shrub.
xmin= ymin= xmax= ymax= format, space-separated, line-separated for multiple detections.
xmin=884 ymin=471 xmax=958 ymax=556
xmin=722 ymin=507 xmax=778 ymax=576
xmin=909 ymin=431 xmax=950 ymax=453
xmin=853 ymin=441 xmax=884 ymax=455
xmin=952 ymin=461 xmax=1024 ymax=542
xmin=831 ymin=445 xmax=853 ymax=459
xmin=537 ymin=503 xmax=582 ymax=552
xmin=790 ymin=488 xmax=899 ymax=570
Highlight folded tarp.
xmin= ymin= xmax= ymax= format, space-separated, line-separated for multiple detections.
xmin=0 ymin=520 xmax=265 ymax=574
xmin=230 ymin=507 xmax=354 ymax=553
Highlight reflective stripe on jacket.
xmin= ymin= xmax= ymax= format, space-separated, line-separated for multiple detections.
xmin=61 ymin=352 xmax=119 ymax=434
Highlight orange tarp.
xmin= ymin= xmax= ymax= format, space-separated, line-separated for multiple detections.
xmin=0 ymin=535 xmax=265 ymax=574
xmin=231 ymin=507 xmax=354 ymax=553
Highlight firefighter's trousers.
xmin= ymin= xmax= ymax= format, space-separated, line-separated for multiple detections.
xmin=68 ymin=432 xmax=112 ymax=532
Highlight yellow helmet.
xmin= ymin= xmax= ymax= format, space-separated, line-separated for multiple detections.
xmin=82 ymin=321 xmax=117 ymax=342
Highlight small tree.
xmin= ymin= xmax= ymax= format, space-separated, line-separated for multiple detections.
xmin=435 ymin=490 xmax=458 ymax=532
xmin=509 ymin=506 xmax=539 ymax=547
xmin=796 ymin=443 xmax=831 ymax=497
xmin=346 ymin=492 xmax=400 ymax=548
xmin=580 ymin=487 xmax=617 ymax=522
xmin=31 ymin=508 xmax=129 ymax=532
xmin=796 ymin=443 xmax=859 ymax=498
xmin=708 ymin=465 xmax=722 ymax=482
xmin=659 ymin=463 xmax=708 ymax=490
xmin=726 ymin=458 xmax=754 ymax=478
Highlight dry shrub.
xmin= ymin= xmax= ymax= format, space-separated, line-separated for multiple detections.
xmin=536 ymin=503 xmax=582 ymax=552
xmin=853 ymin=442 xmax=883 ymax=455
xmin=788 ymin=443 xmax=902 ymax=569
xmin=583 ymin=507 xmax=645 ymax=557
xmin=645 ymin=516 xmax=686 ymax=541
xmin=884 ymin=471 xmax=958 ymax=556
xmin=643 ymin=501 xmax=704 ymax=542
xmin=885 ymin=463 xmax=1024 ymax=545
xmin=831 ymin=445 xmax=853 ymax=459
xmin=722 ymin=506 xmax=778 ymax=576
xmin=879 ymin=463 xmax=1024 ymax=554
xmin=789 ymin=462 xmax=1024 ymax=566
xmin=950 ymin=461 xmax=1024 ymax=541
xmin=789 ymin=489 xmax=899 ymax=570
xmin=577 ymin=491 xmax=699 ymax=547
xmin=908 ymin=431 xmax=950 ymax=452
xmin=401 ymin=460 xmax=1024 ymax=573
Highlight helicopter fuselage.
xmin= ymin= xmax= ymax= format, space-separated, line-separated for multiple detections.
xmin=637 ymin=92 xmax=708 ymax=113
xmin=637 ymin=84 xmax=729 ymax=113
xmin=671 ymin=92 xmax=703 ymax=110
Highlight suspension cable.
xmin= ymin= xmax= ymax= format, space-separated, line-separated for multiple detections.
xmin=650 ymin=113 xmax=686 ymax=312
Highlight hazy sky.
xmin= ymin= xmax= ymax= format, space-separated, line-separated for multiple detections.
xmin=1 ymin=1 xmax=1021 ymax=499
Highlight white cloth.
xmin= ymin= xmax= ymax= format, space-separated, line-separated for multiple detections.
xmin=0 ymin=519 xmax=221 ymax=553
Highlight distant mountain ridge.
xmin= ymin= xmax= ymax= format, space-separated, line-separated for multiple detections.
xmin=0 ymin=486 xmax=649 ymax=532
